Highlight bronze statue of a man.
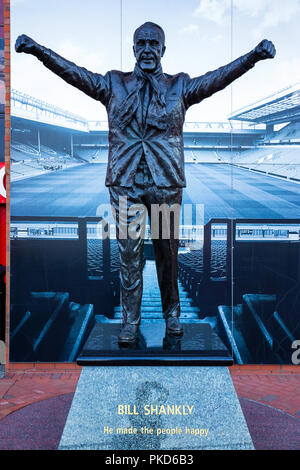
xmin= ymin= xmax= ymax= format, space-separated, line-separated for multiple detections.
xmin=15 ymin=22 xmax=276 ymax=344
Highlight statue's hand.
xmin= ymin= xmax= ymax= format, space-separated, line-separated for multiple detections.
xmin=15 ymin=34 xmax=39 ymax=54
xmin=254 ymin=39 xmax=276 ymax=60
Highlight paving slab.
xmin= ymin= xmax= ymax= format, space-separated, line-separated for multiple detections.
xmin=59 ymin=366 xmax=254 ymax=450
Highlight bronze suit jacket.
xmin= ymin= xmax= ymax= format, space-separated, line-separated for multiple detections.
xmin=36 ymin=47 xmax=256 ymax=188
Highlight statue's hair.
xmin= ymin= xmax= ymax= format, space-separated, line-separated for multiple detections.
xmin=133 ymin=22 xmax=165 ymax=45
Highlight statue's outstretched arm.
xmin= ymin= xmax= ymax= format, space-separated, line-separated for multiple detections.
xmin=15 ymin=34 xmax=110 ymax=104
xmin=184 ymin=39 xmax=276 ymax=108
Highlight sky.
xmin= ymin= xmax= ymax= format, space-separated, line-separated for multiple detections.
xmin=11 ymin=0 xmax=300 ymax=122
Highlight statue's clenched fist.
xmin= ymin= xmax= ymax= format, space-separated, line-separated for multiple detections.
xmin=15 ymin=34 xmax=38 ymax=54
xmin=254 ymin=39 xmax=276 ymax=60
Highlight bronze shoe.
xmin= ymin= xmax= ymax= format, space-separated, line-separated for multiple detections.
xmin=118 ymin=324 xmax=139 ymax=343
xmin=165 ymin=317 xmax=183 ymax=336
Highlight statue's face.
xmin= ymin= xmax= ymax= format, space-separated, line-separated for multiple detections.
xmin=133 ymin=26 xmax=165 ymax=72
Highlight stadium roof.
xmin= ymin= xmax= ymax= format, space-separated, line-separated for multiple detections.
xmin=88 ymin=120 xmax=263 ymax=133
xmin=11 ymin=89 xmax=89 ymax=132
xmin=229 ymin=82 xmax=300 ymax=125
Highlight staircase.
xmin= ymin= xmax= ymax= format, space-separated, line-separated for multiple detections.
xmin=113 ymin=260 xmax=200 ymax=320
xmin=79 ymin=260 xmax=231 ymax=365
xmin=95 ymin=260 xmax=218 ymax=329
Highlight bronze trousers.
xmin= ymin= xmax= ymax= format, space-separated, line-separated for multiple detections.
xmin=109 ymin=158 xmax=182 ymax=325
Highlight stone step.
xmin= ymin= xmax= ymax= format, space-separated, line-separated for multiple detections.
xmin=142 ymin=291 xmax=189 ymax=298
xmin=143 ymin=287 xmax=188 ymax=291
xmin=141 ymin=298 xmax=190 ymax=303
xmin=95 ymin=316 xmax=206 ymax=324
xmin=113 ymin=310 xmax=200 ymax=319
xmin=95 ymin=315 xmax=217 ymax=328
xmin=114 ymin=305 xmax=199 ymax=313
xmin=140 ymin=301 xmax=193 ymax=307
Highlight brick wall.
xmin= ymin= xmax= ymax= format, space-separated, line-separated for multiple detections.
xmin=2 ymin=1 xmax=299 ymax=373
xmin=4 ymin=0 xmax=9 ymax=360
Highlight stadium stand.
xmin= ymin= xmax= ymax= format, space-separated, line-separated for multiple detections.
xmin=184 ymin=149 xmax=223 ymax=163
xmin=11 ymin=133 xmax=84 ymax=181
xmin=87 ymin=238 xmax=120 ymax=279
xmin=263 ymin=121 xmax=300 ymax=144
xmin=74 ymin=147 xmax=108 ymax=163
xmin=10 ymin=87 xmax=300 ymax=363
xmin=11 ymin=85 xmax=300 ymax=181
xmin=229 ymin=82 xmax=300 ymax=180
xmin=231 ymin=147 xmax=300 ymax=181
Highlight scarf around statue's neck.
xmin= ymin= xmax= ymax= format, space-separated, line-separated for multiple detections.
xmin=115 ymin=63 xmax=167 ymax=131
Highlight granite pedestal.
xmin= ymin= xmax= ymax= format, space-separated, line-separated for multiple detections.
xmin=59 ymin=367 xmax=254 ymax=450
xmin=77 ymin=321 xmax=233 ymax=366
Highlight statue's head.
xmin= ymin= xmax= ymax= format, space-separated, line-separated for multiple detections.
xmin=133 ymin=22 xmax=166 ymax=72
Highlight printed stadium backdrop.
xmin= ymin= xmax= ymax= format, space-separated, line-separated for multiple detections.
xmin=9 ymin=0 xmax=300 ymax=363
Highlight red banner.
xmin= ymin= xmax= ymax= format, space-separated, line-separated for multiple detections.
xmin=0 ymin=163 xmax=5 ymax=203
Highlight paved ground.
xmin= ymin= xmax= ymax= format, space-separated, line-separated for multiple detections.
xmin=232 ymin=372 xmax=300 ymax=418
xmin=0 ymin=367 xmax=299 ymax=450
xmin=7 ymin=164 xmax=300 ymax=449
xmin=0 ymin=370 xmax=80 ymax=421
xmin=11 ymin=163 xmax=300 ymax=221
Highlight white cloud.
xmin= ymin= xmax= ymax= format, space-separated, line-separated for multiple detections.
xmin=193 ymin=0 xmax=230 ymax=25
xmin=57 ymin=40 xmax=105 ymax=71
xmin=237 ymin=0 xmax=300 ymax=37
xmin=180 ymin=24 xmax=199 ymax=34
xmin=193 ymin=0 xmax=300 ymax=31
